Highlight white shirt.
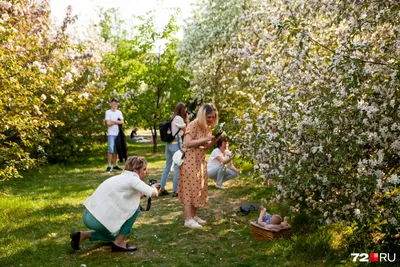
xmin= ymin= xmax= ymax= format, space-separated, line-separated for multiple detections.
xmin=105 ymin=109 xmax=123 ymax=136
xmin=207 ymin=148 xmax=223 ymax=168
xmin=171 ymin=115 xmax=186 ymax=137
xmin=83 ymin=170 xmax=155 ymax=233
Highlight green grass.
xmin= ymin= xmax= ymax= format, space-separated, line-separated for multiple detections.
xmin=0 ymin=140 xmax=355 ymax=267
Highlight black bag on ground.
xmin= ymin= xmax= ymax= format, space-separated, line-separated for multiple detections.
xmin=239 ymin=204 xmax=259 ymax=215
xmin=159 ymin=120 xmax=180 ymax=142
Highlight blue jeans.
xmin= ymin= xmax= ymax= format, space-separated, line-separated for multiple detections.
xmin=160 ymin=137 xmax=181 ymax=193
xmin=83 ymin=208 xmax=140 ymax=241
xmin=107 ymin=135 xmax=118 ymax=153
xmin=207 ymin=165 xmax=238 ymax=186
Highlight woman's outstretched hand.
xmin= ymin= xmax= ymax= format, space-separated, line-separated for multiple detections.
xmin=206 ymin=135 xmax=216 ymax=142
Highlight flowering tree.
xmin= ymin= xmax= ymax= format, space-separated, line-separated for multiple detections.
xmin=181 ymin=0 xmax=399 ymax=249
xmin=44 ymin=7 xmax=112 ymax=163
xmin=0 ymin=1 xmax=109 ymax=180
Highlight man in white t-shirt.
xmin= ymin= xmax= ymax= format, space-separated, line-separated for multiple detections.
xmin=105 ymin=99 xmax=124 ymax=173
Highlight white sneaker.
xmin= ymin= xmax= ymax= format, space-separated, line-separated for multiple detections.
xmin=216 ymin=184 xmax=226 ymax=190
xmin=193 ymin=216 xmax=206 ymax=225
xmin=184 ymin=218 xmax=202 ymax=229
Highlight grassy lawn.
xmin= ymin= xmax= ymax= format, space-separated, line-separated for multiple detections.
xmin=0 ymin=140 xmax=355 ymax=267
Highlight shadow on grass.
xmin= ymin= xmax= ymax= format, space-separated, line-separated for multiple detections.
xmin=0 ymin=141 xmax=350 ymax=267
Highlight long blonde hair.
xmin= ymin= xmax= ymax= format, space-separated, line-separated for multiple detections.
xmin=197 ymin=103 xmax=218 ymax=129
xmin=124 ymin=156 xmax=147 ymax=172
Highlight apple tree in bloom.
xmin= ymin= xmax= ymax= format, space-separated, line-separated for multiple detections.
xmin=44 ymin=7 xmax=112 ymax=163
xmin=180 ymin=0 xmax=399 ymax=248
xmin=0 ymin=1 xmax=109 ymax=180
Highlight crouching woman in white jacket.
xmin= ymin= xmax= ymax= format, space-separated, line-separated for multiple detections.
xmin=70 ymin=156 xmax=160 ymax=252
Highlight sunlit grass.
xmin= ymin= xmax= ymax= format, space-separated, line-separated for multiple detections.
xmin=0 ymin=140 xmax=353 ymax=267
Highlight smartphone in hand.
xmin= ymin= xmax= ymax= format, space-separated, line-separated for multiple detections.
xmin=214 ymin=132 xmax=223 ymax=138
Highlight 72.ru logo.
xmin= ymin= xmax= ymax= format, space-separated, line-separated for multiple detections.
xmin=351 ymin=253 xmax=396 ymax=263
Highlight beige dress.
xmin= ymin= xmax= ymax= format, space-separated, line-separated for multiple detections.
xmin=178 ymin=120 xmax=210 ymax=207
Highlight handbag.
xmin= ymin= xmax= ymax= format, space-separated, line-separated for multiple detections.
xmin=173 ymin=149 xmax=185 ymax=166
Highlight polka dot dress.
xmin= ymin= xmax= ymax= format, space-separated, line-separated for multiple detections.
xmin=178 ymin=120 xmax=210 ymax=208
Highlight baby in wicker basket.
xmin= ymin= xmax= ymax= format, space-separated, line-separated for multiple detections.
xmin=257 ymin=205 xmax=289 ymax=231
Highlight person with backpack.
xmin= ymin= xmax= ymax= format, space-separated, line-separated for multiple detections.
xmin=159 ymin=103 xmax=190 ymax=197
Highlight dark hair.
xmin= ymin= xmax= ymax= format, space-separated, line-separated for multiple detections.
xmin=110 ymin=98 xmax=119 ymax=103
xmin=217 ymin=137 xmax=228 ymax=148
xmin=171 ymin=102 xmax=187 ymax=121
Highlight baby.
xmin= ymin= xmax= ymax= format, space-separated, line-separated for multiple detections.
xmin=257 ymin=205 xmax=289 ymax=231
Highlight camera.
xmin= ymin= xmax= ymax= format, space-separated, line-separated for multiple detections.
xmin=148 ymin=178 xmax=157 ymax=186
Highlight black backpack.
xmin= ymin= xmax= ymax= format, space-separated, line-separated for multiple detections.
xmin=159 ymin=120 xmax=180 ymax=142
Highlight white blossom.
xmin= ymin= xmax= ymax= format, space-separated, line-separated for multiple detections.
xmin=388 ymin=174 xmax=399 ymax=185
xmin=1 ymin=13 xmax=9 ymax=21
xmin=388 ymin=217 xmax=398 ymax=225
xmin=78 ymin=93 xmax=89 ymax=99
xmin=62 ymin=72 xmax=73 ymax=84
xmin=32 ymin=61 xmax=41 ymax=68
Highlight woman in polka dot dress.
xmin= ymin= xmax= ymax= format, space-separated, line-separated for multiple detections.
xmin=178 ymin=104 xmax=219 ymax=229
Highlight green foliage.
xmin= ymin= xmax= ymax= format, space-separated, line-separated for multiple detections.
xmin=0 ymin=2 xmax=57 ymax=180
xmin=98 ymin=7 xmax=126 ymax=42
xmin=0 ymin=2 xmax=108 ymax=180
xmin=99 ymin=9 xmax=191 ymax=152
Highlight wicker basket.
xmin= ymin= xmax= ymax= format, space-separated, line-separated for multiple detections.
xmin=250 ymin=222 xmax=291 ymax=241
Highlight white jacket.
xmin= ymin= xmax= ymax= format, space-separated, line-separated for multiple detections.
xmin=83 ymin=170 xmax=155 ymax=233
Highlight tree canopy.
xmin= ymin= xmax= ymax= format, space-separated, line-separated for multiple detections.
xmin=99 ymin=9 xmax=191 ymax=152
xmin=0 ymin=1 xmax=109 ymax=180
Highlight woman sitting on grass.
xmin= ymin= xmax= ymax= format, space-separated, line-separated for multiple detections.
xmin=70 ymin=156 xmax=160 ymax=252
xmin=207 ymin=137 xmax=241 ymax=189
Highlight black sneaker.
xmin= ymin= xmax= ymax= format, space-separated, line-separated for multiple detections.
xmin=172 ymin=192 xmax=178 ymax=197
xmin=159 ymin=189 xmax=169 ymax=196
xmin=106 ymin=166 xmax=112 ymax=173
xmin=70 ymin=232 xmax=81 ymax=251
xmin=113 ymin=166 xmax=123 ymax=171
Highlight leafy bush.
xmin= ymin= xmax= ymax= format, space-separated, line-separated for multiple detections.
xmin=0 ymin=1 xmax=110 ymax=179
